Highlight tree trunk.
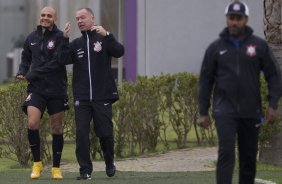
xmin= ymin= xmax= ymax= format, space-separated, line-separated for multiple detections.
xmin=259 ymin=0 xmax=282 ymax=166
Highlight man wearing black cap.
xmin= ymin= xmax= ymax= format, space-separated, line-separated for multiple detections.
xmin=198 ymin=1 xmax=282 ymax=184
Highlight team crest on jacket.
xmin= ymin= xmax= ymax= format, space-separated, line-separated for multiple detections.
xmin=93 ymin=41 xmax=102 ymax=52
xmin=246 ymin=45 xmax=256 ymax=57
xmin=47 ymin=40 xmax=55 ymax=49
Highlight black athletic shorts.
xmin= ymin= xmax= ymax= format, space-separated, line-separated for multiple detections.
xmin=22 ymin=92 xmax=69 ymax=116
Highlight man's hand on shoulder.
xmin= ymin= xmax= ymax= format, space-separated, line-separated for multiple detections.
xmin=91 ymin=25 xmax=107 ymax=37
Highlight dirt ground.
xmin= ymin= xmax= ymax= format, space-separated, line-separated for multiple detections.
xmin=61 ymin=147 xmax=217 ymax=172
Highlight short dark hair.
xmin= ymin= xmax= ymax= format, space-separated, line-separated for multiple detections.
xmin=77 ymin=8 xmax=94 ymax=16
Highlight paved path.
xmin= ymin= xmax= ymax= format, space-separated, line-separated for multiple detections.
xmin=61 ymin=147 xmax=217 ymax=172
xmin=59 ymin=147 xmax=277 ymax=183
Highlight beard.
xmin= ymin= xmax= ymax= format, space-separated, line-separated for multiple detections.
xmin=228 ymin=26 xmax=244 ymax=38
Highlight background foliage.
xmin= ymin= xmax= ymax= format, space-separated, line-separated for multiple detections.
xmin=0 ymin=73 xmax=280 ymax=166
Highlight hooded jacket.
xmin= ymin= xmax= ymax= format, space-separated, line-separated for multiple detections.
xmin=17 ymin=25 xmax=67 ymax=98
xmin=199 ymin=26 xmax=282 ymax=118
xmin=59 ymin=30 xmax=124 ymax=103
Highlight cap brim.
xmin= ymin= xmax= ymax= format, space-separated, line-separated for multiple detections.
xmin=226 ymin=12 xmax=247 ymax=16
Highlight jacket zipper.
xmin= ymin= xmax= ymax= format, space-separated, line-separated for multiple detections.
xmin=86 ymin=33 xmax=93 ymax=101
xmin=236 ymin=46 xmax=240 ymax=113
xmin=40 ymin=35 xmax=44 ymax=62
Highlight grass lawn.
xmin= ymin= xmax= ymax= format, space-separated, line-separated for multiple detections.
xmin=0 ymin=170 xmax=281 ymax=184
xmin=0 ymin=144 xmax=77 ymax=171
xmin=0 ymin=171 xmax=210 ymax=184
xmin=2 ymin=143 xmax=282 ymax=183
xmin=1 ymin=144 xmax=282 ymax=183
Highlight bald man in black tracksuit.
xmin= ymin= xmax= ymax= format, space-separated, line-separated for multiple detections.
xmin=16 ymin=7 xmax=67 ymax=180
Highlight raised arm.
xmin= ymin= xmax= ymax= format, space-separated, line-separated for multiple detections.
xmin=105 ymin=33 xmax=124 ymax=58
xmin=91 ymin=25 xmax=124 ymax=58
xmin=57 ymin=22 xmax=75 ymax=65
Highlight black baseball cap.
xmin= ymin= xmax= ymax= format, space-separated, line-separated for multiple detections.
xmin=225 ymin=1 xmax=249 ymax=17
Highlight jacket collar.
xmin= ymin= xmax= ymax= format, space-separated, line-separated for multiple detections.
xmin=36 ymin=24 xmax=59 ymax=35
xmin=220 ymin=26 xmax=253 ymax=42
xmin=81 ymin=30 xmax=97 ymax=38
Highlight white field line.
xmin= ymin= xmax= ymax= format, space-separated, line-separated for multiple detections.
xmin=255 ymin=178 xmax=276 ymax=184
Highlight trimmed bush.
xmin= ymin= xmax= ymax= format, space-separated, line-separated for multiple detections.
xmin=0 ymin=73 xmax=279 ymax=166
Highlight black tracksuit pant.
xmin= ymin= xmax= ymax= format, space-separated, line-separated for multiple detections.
xmin=74 ymin=100 xmax=114 ymax=175
xmin=214 ymin=116 xmax=259 ymax=184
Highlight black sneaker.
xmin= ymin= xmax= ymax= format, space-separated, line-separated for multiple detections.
xmin=106 ymin=164 xmax=116 ymax=177
xmin=76 ymin=173 xmax=91 ymax=180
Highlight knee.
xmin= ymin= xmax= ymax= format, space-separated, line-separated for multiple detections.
xmin=28 ymin=115 xmax=40 ymax=129
xmin=51 ymin=121 xmax=63 ymax=134
xmin=218 ymin=145 xmax=235 ymax=160
xmin=28 ymin=121 xmax=40 ymax=130
xmin=100 ymin=135 xmax=114 ymax=144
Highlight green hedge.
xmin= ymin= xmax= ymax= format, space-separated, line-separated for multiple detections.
xmin=0 ymin=73 xmax=280 ymax=166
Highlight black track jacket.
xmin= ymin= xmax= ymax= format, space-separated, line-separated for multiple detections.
xmin=199 ymin=26 xmax=282 ymax=119
xmin=59 ymin=30 xmax=124 ymax=103
xmin=17 ymin=25 xmax=67 ymax=98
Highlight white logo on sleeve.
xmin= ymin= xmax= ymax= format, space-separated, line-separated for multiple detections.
xmin=25 ymin=93 xmax=32 ymax=101
xmin=76 ymin=49 xmax=84 ymax=59
xmin=31 ymin=42 xmax=37 ymax=46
